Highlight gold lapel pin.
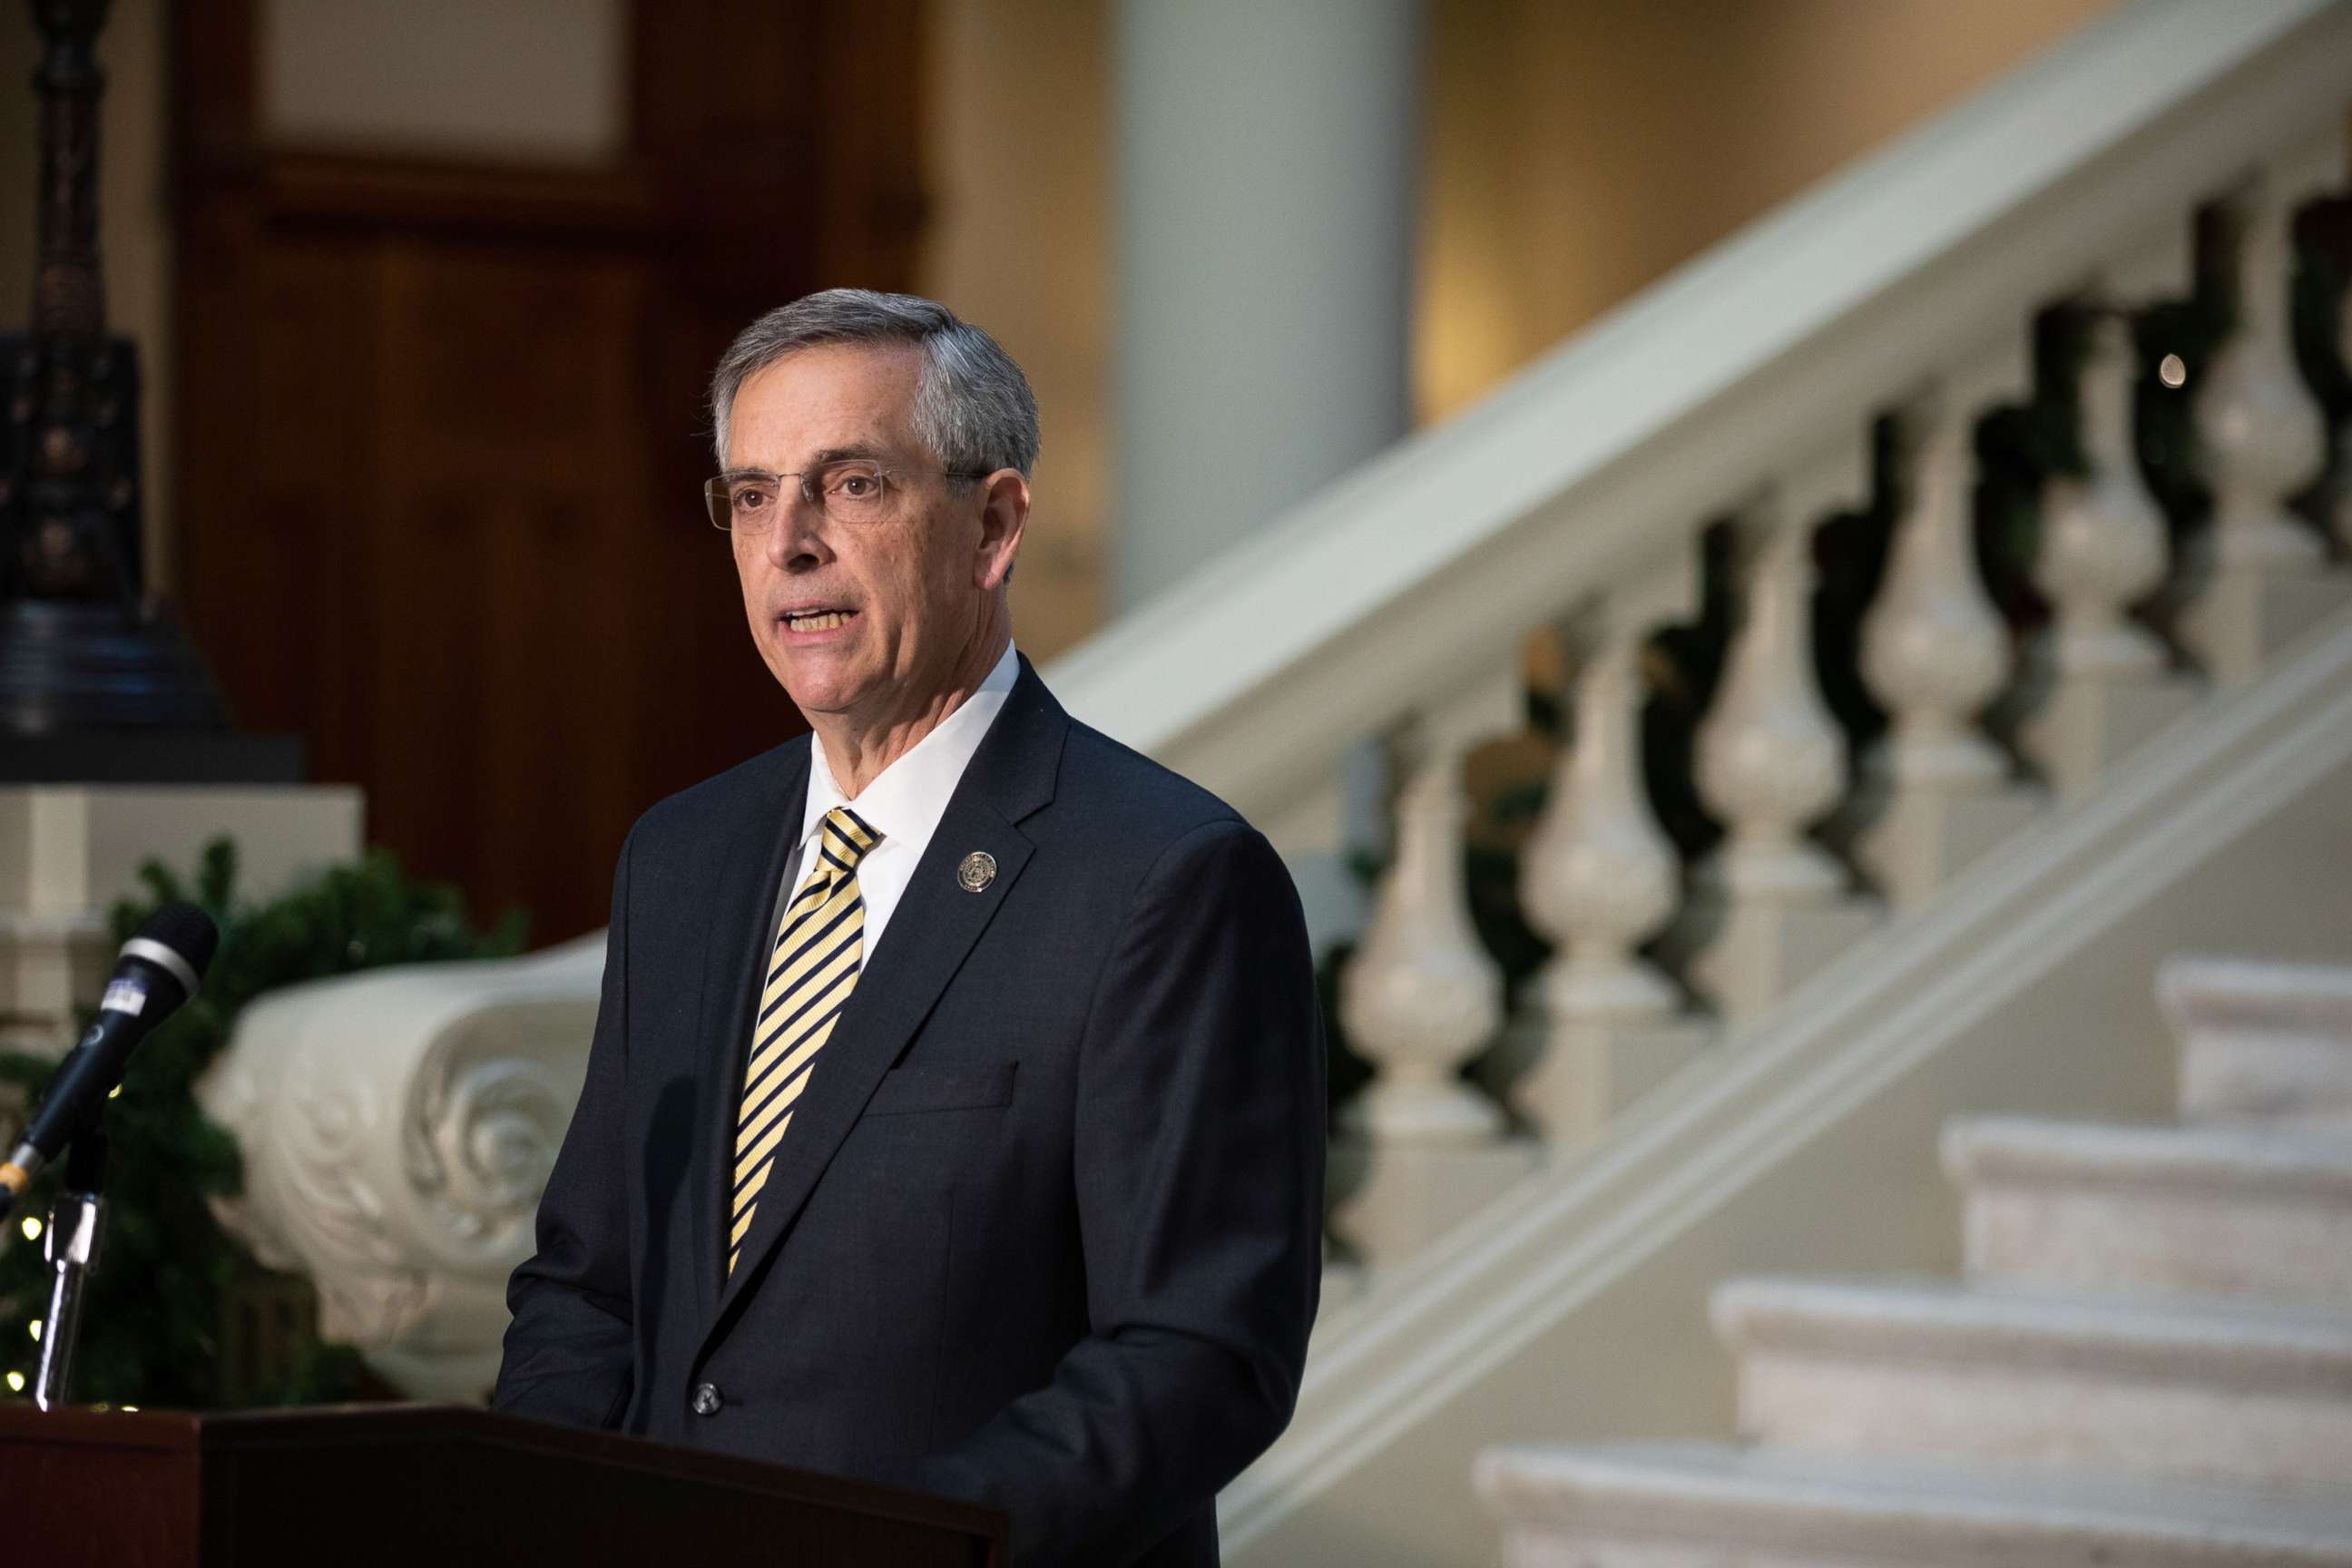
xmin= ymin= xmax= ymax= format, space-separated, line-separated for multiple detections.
xmin=957 ymin=850 xmax=997 ymax=893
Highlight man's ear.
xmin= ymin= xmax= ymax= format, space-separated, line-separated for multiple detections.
xmin=974 ymin=468 xmax=1031 ymax=592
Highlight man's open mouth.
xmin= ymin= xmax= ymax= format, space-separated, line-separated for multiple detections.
xmin=783 ymin=608 xmax=857 ymax=632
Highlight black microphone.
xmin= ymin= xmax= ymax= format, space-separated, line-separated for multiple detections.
xmin=0 ymin=902 xmax=219 ymax=1220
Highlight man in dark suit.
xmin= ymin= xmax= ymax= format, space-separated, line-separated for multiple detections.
xmin=494 ymin=289 xmax=1326 ymax=1567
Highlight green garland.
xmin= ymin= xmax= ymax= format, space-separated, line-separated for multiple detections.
xmin=0 ymin=838 xmax=524 ymax=1409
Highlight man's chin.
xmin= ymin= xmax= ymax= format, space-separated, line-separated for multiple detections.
xmin=777 ymin=671 xmax=868 ymax=724
xmin=769 ymin=644 xmax=858 ymax=704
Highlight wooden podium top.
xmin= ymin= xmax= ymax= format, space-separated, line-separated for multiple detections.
xmin=0 ymin=1402 xmax=1008 ymax=1567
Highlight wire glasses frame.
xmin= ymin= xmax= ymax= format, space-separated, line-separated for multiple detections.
xmin=704 ymin=458 xmax=992 ymax=531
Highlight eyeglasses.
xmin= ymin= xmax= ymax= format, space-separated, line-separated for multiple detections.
xmin=703 ymin=458 xmax=990 ymax=531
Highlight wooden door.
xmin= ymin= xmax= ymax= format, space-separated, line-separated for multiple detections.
xmin=168 ymin=0 xmax=926 ymax=940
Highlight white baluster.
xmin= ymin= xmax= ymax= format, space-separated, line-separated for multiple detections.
xmin=1847 ymin=343 xmax=2039 ymax=906
xmin=2181 ymin=135 xmax=2344 ymax=680
xmin=1522 ymin=577 xmax=1690 ymax=1024
xmin=1339 ymin=686 xmax=1515 ymax=1145
xmin=1696 ymin=477 xmax=1853 ymax=901
xmin=1858 ymin=379 xmax=2012 ymax=789
xmin=1332 ymin=672 xmax=1539 ymax=1272
xmin=2040 ymin=310 xmax=2171 ymax=678
xmin=2013 ymin=302 xmax=2194 ymax=800
xmin=2193 ymin=169 xmax=2327 ymax=573
xmin=1681 ymin=448 xmax=1878 ymax=1020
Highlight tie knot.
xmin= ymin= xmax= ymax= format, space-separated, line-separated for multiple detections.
xmin=819 ymin=806 xmax=882 ymax=872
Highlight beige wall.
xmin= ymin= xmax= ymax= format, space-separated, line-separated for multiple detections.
xmin=1418 ymin=0 xmax=2117 ymax=422
xmin=0 ymin=0 xmax=174 ymax=589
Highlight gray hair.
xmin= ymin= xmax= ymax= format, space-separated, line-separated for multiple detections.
xmin=709 ymin=289 xmax=1040 ymax=479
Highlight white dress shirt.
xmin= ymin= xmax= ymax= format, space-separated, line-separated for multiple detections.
xmin=772 ymin=640 xmax=1019 ymax=959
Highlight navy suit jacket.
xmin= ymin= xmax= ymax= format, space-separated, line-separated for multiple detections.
xmin=494 ymin=657 xmax=1326 ymax=1567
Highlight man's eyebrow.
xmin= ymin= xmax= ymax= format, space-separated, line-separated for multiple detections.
xmin=806 ymin=443 xmax=891 ymax=466
xmin=719 ymin=444 xmax=893 ymax=481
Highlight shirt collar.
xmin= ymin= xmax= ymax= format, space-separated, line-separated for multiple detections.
xmin=799 ymin=641 xmax=1021 ymax=855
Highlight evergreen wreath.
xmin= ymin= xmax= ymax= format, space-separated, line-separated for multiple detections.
xmin=0 ymin=838 xmax=525 ymax=1409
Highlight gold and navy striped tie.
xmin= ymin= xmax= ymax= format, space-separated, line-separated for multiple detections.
xmin=730 ymin=805 xmax=880 ymax=1275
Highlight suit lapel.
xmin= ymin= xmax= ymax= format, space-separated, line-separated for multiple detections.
xmin=700 ymin=658 xmax=1067 ymax=1347
xmin=688 ymin=738 xmax=811 ymax=1326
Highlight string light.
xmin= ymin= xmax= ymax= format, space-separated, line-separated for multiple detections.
xmin=5 ymin=1372 xmax=22 ymax=1394
xmin=26 ymin=1320 xmax=39 ymax=1342
xmin=108 ymin=1085 xmax=121 ymax=1100
xmin=2158 ymin=353 xmax=2187 ymax=388
xmin=18 ymin=1217 xmax=39 ymax=1242
xmin=121 ymin=1405 xmax=139 ymax=1413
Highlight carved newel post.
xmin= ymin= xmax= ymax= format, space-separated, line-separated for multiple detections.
xmin=3 ymin=0 xmax=230 ymax=751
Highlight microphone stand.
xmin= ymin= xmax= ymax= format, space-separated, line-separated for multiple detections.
xmin=31 ymin=1114 xmax=107 ymax=1411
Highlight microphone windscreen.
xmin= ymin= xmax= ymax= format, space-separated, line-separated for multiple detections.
xmin=133 ymin=901 xmax=221 ymax=979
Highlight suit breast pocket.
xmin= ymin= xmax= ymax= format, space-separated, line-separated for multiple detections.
xmin=861 ymin=1061 xmax=1017 ymax=1117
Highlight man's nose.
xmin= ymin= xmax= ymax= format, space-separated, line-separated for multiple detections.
xmin=763 ymin=496 xmax=831 ymax=572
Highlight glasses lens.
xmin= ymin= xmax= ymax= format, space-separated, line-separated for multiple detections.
xmin=710 ymin=474 xmax=785 ymax=531
xmin=814 ymin=460 xmax=890 ymax=524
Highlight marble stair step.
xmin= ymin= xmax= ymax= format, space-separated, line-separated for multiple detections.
xmin=1712 ymin=1275 xmax=2352 ymax=1487
xmin=1942 ymin=1116 xmax=2352 ymax=1300
xmin=2161 ymin=956 xmax=2352 ymax=1129
xmin=1477 ymin=1442 xmax=2352 ymax=1568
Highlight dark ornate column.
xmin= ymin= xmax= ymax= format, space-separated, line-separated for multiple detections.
xmin=1 ymin=0 xmax=292 ymax=779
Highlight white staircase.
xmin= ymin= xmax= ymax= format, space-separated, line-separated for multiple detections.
xmin=1481 ymin=956 xmax=2352 ymax=1563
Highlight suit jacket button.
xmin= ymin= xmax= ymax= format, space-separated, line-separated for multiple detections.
xmin=691 ymin=1382 xmax=723 ymax=1416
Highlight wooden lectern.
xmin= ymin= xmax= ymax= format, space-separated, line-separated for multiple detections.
xmin=0 ymin=1403 xmax=1009 ymax=1566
